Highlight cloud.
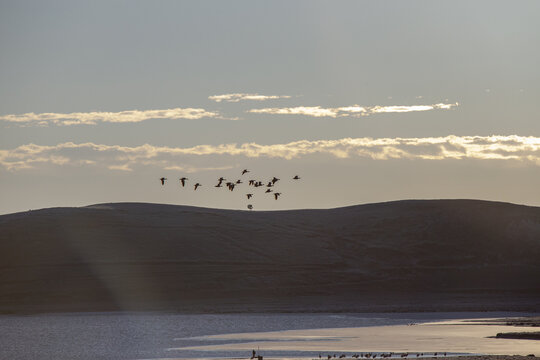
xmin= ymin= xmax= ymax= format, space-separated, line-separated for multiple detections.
xmin=163 ymin=165 xmax=235 ymax=172
xmin=0 ymin=107 xmax=220 ymax=126
xmin=248 ymin=103 xmax=458 ymax=117
xmin=1 ymin=135 xmax=538 ymax=172
xmin=209 ymin=93 xmax=291 ymax=103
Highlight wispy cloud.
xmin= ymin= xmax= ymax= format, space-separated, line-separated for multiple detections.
xmin=209 ymin=93 xmax=291 ymax=103
xmin=0 ymin=107 xmax=220 ymax=126
xmin=1 ymin=135 xmax=538 ymax=172
xmin=248 ymin=103 xmax=458 ymax=117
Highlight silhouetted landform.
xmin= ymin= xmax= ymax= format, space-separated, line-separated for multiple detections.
xmin=504 ymin=317 xmax=540 ymax=327
xmin=1 ymin=200 xmax=539 ymax=314
xmin=495 ymin=332 xmax=540 ymax=340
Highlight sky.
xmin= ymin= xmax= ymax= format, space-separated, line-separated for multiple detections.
xmin=1 ymin=0 xmax=539 ymax=214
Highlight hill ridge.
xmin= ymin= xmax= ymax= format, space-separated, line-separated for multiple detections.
xmin=1 ymin=199 xmax=539 ymax=314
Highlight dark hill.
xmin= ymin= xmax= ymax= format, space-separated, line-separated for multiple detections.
xmin=1 ymin=200 xmax=539 ymax=314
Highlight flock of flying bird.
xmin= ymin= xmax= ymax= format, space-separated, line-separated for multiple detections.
xmin=159 ymin=169 xmax=301 ymax=207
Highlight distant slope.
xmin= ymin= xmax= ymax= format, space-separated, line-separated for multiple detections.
xmin=1 ymin=200 xmax=539 ymax=314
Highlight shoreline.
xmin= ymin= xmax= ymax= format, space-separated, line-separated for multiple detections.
xmin=1 ymin=313 xmax=538 ymax=359
xmin=169 ymin=317 xmax=540 ymax=357
xmin=136 ymin=356 xmax=540 ymax=360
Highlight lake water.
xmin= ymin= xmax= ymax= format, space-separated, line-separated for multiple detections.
xmin=0 ymin=312 xmax=534 ymax=360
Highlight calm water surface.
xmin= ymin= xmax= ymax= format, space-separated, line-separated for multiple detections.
xmin=0 ymin=312 xmax=534 ymax=360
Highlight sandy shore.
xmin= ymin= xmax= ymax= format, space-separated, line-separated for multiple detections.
xmin=170 ymin=318 xmax=540 ymax=356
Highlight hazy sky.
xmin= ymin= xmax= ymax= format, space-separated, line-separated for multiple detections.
xmin=1 ymin=1 xmax=539 ymax=214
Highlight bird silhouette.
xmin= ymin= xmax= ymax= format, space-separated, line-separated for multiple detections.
xmin=248 ymin=180 xmax=255 ymax=186
xmin=194 ymin=183 xmax=201 ymax=190
xmin=228 ymin=183 xmax=236 ymax=191
xmin=215 ymin=183 xmax=222 ymax=188
xmin=265 ymin=189 xmax=272 ymax=193
xmin=218 ymin=177 xmax=225 ymax=182
xmin=293 ymin=175 xmax=300 ymax=180
xmin=274 ymin=192 xmax=281 ymax=200
xmin=179 ymin=177 xmax=188 ymax=187
xmin=271 ymin=176 xmax=280 ymax=184
xmin=160 ymin=177 xmax=167 ymax=185
xmin=266 ymin=182 xmax=273 ymax=187
xmin=246 ymin=193 xmax=253 ymax=199
xmin=242 ymin=169 xmax=249 ymax=175
xmin=236 ymin=179 xmax=242 ymax=184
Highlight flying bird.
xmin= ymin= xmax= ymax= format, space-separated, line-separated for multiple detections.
xmin=179 ymin=177 xmax=188 ymax=187
xmin=274 ymin=192 xmax=281 ymax=200
xmin=271 ymin=176 xmax=280 ymax=184
xmin=293 ymin=175 xmax=300 ymax=180
xmin=248 ymin=180 xmax=255 ymax=186
xmin=194 ymin=183 xmax=201 ymax=190
xmin=265 ymin=189 xmax=272 ymax=193
xmin=242 ymin=169 xmax=249 ymax=175
xmin=266 ymin=182 xmax=273 ymax=187
xmin=160 ymin=177 xmax=167 ymax=185
xmin=246 ymin=193 xmax=253 ymax=199
xmin=236 ymin=179 xmax=242 ymax=184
